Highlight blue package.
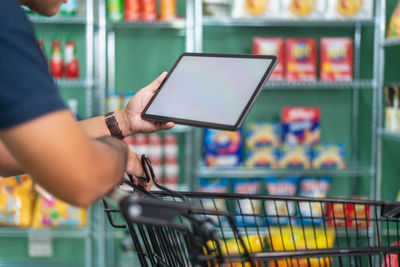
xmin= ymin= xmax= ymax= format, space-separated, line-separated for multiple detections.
xmin=297 ymin=177 xmax=332 ymax=226
xmin=199 ymin=178 xmax=229 ymax=226
xmin=245 ymin=146 xmax=280 ymax=168
xmin=265 ymin=176 xmax=299 ymax=225
xmin=245 ymin=122 xmax=281 ymax=149
xmin=279 ymin=144 xmax=311 ymax=169
xmin=204 ymin=128 xmax=242 ymax=167
xmin=232 ymin=178 xmax=262 ymax=227
xmin=312 ymin=144 xmax=347 ymax=169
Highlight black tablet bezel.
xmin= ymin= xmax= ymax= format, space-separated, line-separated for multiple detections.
xmin=141 ymin=53 xmax=277 ymax=131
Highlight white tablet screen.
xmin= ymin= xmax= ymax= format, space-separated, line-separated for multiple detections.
xmin=144 ymin=55 xmax=275 ymax=128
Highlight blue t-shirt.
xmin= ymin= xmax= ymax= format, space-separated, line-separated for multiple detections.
xmin=0 ymin=0 xmax=66 ymax=130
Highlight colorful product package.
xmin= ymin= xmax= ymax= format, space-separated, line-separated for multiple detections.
xmin=326 ymin=197 xmax=370 ymax=229
xmin=267 ymin=226 xmax=335 ymax=267
xmin=297 ymin=177 xmax=332 ymax=225
xmin=281 ymin=0 xmax=327 ymax=19
xmin=246 ymin=122 xmax=281 ymax=149
xmin=233 ymin=179 xmax=262 ymax=227
xmin=106 ymin=92 xmax=123 ymax=112
xmin=231 ymin=0 xmax=280 ymax=19
xmin=252 ymin=38 xmax=285 ymax=81
xmin=279 ymin=144 xmax=311 ymax=169
xmin=312 ymin=143 xmax=347 ymax=169
xmin=282 ymin=106 xmax=321 ymax=145
xmin=321 ymin=38 xmax=353 ymax=82
xmin=204 ymin=128 xmax=242 ymax=167
xmin=265 ymin=176 xmax=299 ymax=225
xmin=387 ymin=1 xmax=400 ymax=38
xmin=245 ymin=147 xmax=280 ymax=168
xmin=198 ymin=178 xmax=229 ymax=226
xmin=0 ymin=176 xmax=35 ymax=228
xmin=285 ymin=38 xmax=317 ymax=82
xmin=32 ymin=185 xmax=87 ymax=228
xmin=326 ymin=0 xmax=373 ymax=20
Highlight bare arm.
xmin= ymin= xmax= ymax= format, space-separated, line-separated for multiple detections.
xmin=0 ymin=110 xmax=129 ymax=207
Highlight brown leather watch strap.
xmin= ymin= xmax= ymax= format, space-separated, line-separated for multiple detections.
xmin=104 ymin=111 xmax=124 ymax=140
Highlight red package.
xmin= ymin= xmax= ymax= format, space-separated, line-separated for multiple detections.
xmin=141 ymin=0 xmax=157 ymax=21
xmin=382 ymin=241 xmax=400 ymax=267
xmin=321 ymin=38 xmax=353 ymax=82
xmin=285 ymin=38 xmax=317 ymax=82
xmin=252 ymin=37 xmax=285 ymax=82
xmin=124 ymin=0 xmax=141 ymax=21
xmin=346 ymin=197 xmax=370 ymax=229
xmin=326 ymin=202 xmax=348 ymax=228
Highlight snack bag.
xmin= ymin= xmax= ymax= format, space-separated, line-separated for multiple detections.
xmin=265 ymin=176 xmax=299 ymax=225
xmin=388 ymin=1 xmax=400 ymax=38
xmin=204 ymin=128 xmax=242 ymax=167
xmin=231 ymin=0 xmax=280 ymax=18
xmin=267 ymin=226 xmax=335 ymax=267
xmin=285 ymin=38 xmax=317 ymax=82
xmin=326 ymin=0 xmax=373 ymax=20
xmin=281 ymin=0 xmax=327 ymax=19
xmin=282 ymin=106 xmax=321 ymax=145
xmin=0 ymin=176 xmax=35 ymax=228
xmin=246 ymin=122 xmax=281 ymax=149
xmin=312 ymin=143 xmax=347 ymax=169
xmin=321 ymin=38 xmax=353 ymax=82
xmin=233 ymin=179 xmax=262 ymax=227
xmin=246 ymin=147 xmax=280 ymax=168
xmin=252 ymin=38 xmax=285 ymax=81
xmin=326 ymin=197 xmax=370 ymax=229
xmin=199 ymin=178 xmax=229 ymax=226
xmin=32 ymin=185 xmax=87 ymax=228
xmin=297 ymin=177 xmax=331 ymax=225
xmin=279 ymin=144 xmax=311 ymax=169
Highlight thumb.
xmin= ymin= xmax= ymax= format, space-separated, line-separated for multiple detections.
xmin=145 ymin=71 xmax=168 ymax=93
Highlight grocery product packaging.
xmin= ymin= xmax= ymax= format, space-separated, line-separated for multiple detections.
xmin=279 ymin=144 xmax=312 ymax=169
xmin=265 ymin=176 xmax=299 ymax=225
xmin=320 ymin=38 xmax=353 ymax=82
xmin=32 ymin=185 xmax=87 ymax=228
xmin=312 ymin=143 xmax=347 ymax=169
xmin=387 ymin=1 xmax=400 ymax=38
xmin=231 ymin=0 xmax=280 ymax=19
xmin=199 ymin=178 xmax=229 ymax=225
xmin=233 ymin=179 xmax=262 ymax=227
xmin=0 ymin=176 xmax=35 ymax=228
xmin=107 ymin=0 xmax=123 ymax=21
xmin=385 ymin=84 xmax=400 ymax=133
xmin=326 ymin=196 xmax=370 ymax=229
xmin=246 ymin=146 xmax=280 ymax=168
xmin=297 ymin=177 xmax=331 ymax=225
xmin=252 ymin=38 xmax=285 ymax=81
xmin=285 ymin=38 xmax=317 ymax=82
xmin=281 ymin=0 xmax=327 ymax=19
xmin=204 ymin=128 xmax=243 ymax=167
xmin=282 ymin=106 xmax=321 ymax=145
xmin=246 ymin=122 xmax=281 ymax=149
xmin=106 ymin=92 xmax=123 ymax=112
xmin=326 ymin=0 xmax=373 ymax=20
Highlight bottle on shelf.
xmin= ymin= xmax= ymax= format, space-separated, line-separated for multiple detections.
xmin=124 ymin=0 xmax=141 ymax=21
xmin=385 ymin=84 xmax=399 ymax=133
xmin=141 ymin=0 xmax=157 ymax=21
xmin=107 ymin=0 xmax=124 ymax=21
xmin=64 ymin=36 xmax=80 ymax=79
xmin=60 ymin=0 xmax=77 ymax=16
xmin=50 ymin=36 xmax=63 ymax=79
xmin=159 ymin=0 xmax=176 ymax=21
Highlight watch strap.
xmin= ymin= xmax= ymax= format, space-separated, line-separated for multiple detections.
xmin=105 ymin=111 xmax=124 ymax=139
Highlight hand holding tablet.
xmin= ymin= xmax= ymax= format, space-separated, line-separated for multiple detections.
xmin=142 ymin=53 xmax=277 ymax=131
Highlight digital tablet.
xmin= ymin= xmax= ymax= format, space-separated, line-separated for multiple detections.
xmin=142 ymin=53 xmax=277 ymax=131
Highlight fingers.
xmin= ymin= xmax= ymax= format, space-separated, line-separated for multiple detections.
xmin=125 ymin=150 xmax=145 ymax=178
xmin=144 ymin=71 xmax=168 ymax=93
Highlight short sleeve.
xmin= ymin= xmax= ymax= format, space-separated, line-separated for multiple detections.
xmin=0 ymin=0 xmax=66 ymax=130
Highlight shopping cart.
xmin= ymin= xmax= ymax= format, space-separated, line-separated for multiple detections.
xmin=104 ymin=155 xmax=400 ymax=267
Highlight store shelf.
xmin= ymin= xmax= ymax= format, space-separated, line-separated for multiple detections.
xmin=379 ymin=128 xmax=400 ymax=142
xmin=0 ymin=259 xmax=84 ymax=267
xmin=198 ymin=166 xmax=373 ymax=178
xmin=55 ymin=78 xmax=89 ymax=88
xmin=383 ymin=37 xmax=400 ymax=47
xmin=263 ymin=80 xmax=374 ymax=90
xmin=108 ymin=19 xmax=186 ymax=30
xmin=29 ymin=15 xmax=87 ymax=25
xmin=203 ymin=18 xmax=374 ymax=27
xmin=0 ymin=227 xmax=90 ymax=238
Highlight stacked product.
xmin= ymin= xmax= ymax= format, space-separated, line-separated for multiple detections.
xmin=253 ymin=37 xmax=354 ymax=82
xmin=384 ymin=84 xmax=400 ymax=134
xmin=387 ymin=0 xmax=400 ymax=39
xmin=0 ymin=176 xmax=87 ymax=229
xmin=107 ymin=0 xmax=178 ymax=22
xmin=231 ymin=0 xmax=373 ymax=20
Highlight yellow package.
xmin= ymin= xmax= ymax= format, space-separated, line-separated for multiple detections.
xmin=267 ymin=226 xmax=335 ymax=267
xmin=32 ymin=185 xmax=87 ymax=228
xmin=0 ymin=176 xmax=35 ymax=228
xmin=388 ymin=1 xmax=400 ymax=38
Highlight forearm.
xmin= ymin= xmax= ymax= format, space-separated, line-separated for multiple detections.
xmin=0 ymin=140 xmax=25 ymax=177
xmin=79 ymin=110 xmax=130 ymax=138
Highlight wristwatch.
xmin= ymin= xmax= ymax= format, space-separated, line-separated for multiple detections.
xmin=105 ymin=111 xmax=124 ymax=139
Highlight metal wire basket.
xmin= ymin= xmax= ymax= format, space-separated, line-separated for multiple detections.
xmin=104 ymin=155 xmax=400 ymax=267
